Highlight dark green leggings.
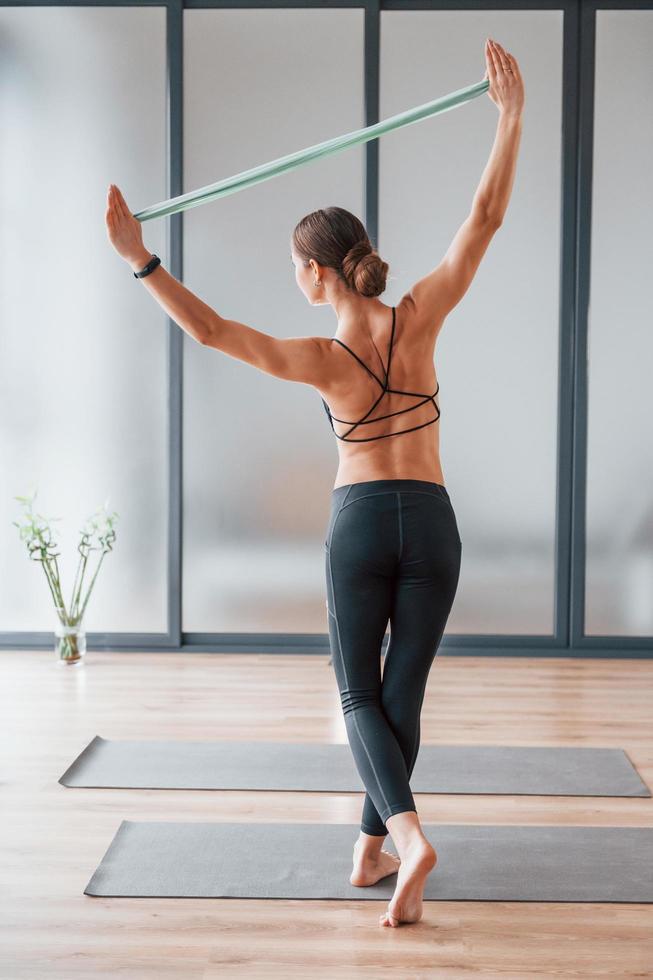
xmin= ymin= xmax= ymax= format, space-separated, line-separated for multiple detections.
xmin=324 ymin=479 xmax=462 ymax=837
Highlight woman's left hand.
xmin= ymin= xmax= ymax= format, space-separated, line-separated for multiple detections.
xmin=105 ymin=184 xmax=145 ymax=263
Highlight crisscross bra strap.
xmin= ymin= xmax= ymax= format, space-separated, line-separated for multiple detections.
xmin=322 ymin=305 xmax=440 ymax=442
xmin=330 ymin=305 xmax=396 ymax=390
xmin=385 ymin=304 xmax=396 ymax=385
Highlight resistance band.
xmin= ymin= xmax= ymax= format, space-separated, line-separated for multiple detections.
xmin=133 ymin=78 xmax=490 ymax=224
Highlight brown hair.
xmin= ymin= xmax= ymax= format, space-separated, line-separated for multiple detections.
xmin=292 ymin=206 xmax=389 ymax=298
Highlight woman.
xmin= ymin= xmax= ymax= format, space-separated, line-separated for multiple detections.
xmin=106 ymin=38 xmax=524 ymax=927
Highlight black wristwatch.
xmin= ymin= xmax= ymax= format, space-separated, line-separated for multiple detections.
xmin=133 ymin=253 xmax=161 ymax=279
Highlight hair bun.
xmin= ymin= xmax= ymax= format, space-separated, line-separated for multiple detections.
xmin=341 ymin=240 xmax=388 ymax=298
xmin=291 ymin=207 xmax=390 ymax=299
xmin=343 ymin=239 xmax=372 ymax=266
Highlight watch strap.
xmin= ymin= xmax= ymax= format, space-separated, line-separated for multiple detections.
xmin=133 ymin=254 xmax=161 ymax=279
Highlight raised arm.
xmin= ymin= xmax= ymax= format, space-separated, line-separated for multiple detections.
xmin=106 ymin=184 xmax=325 ymax=386
xmin=201 ymin=312 xmax=325 ymax=386
xmin=406 ymin=39 xmax=525 ymax=333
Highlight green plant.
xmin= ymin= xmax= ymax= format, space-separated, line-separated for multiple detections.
xmin=13 ymin=489 xmax=119 ymax=631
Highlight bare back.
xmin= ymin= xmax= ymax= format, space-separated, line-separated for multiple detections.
xmin=314 ymin=297 xmax=446 ymax=489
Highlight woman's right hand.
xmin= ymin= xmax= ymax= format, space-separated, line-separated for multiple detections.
xmin=483 ymin=38 xmax=524 ymax=117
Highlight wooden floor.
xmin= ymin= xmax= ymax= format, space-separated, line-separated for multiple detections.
xmin=2 ymin=650 xmax=652 ymax=979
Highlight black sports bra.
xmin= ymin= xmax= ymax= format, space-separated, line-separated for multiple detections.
xmin=321 ymin=306 xmax=440 ymax=442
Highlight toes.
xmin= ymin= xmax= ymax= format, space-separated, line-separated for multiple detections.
xmin=379 ymin=907 xmax=399 ymax=927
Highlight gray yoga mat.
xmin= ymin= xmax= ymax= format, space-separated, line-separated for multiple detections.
xmin=84 ymin=821 xmax=653 ymax=901
xmin=61 ymin=736 xmax=650 ymax=797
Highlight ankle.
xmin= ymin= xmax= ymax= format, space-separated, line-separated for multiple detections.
xmin=384 ymin=811 xmax=431 ymax=856
xmin=392 ymin=830 xmax=429 ymax=854
xmin=355 ymin=831 xmax=386 ymax=859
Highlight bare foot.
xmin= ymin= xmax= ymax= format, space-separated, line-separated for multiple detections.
xmin=378 ymin=839 xmax=436 ymax=927
xmin=350 ymin=839 xmax=401 ymax=887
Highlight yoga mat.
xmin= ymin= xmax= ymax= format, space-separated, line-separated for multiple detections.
xmin=84 ymin=821 xmax=653 ymax=902
xmin=60 ymin=737 xmax=650 ymax=797
xmin=133 ymin=79 xmax=490 ymax=223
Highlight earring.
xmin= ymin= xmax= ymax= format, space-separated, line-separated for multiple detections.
xmin=314 ymin=279 xmax=322 ymax=287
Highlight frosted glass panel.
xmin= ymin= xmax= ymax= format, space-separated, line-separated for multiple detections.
xmin=379 ymin=10 xmax=562 ymax=634
xmin=0 ymin=7 xmax=168 ymax=632
xmin=182 ymin=9 xmax=365 ymax=632
xmin=585 ymin=11 xmax=653 ymax=637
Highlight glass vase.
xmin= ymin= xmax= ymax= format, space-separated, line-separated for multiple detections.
xmin=54 ymin=607 xmax=86 ymax=666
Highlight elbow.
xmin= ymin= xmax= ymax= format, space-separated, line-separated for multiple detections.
xmin=485 ymin=210 xmax=503 ymax=229
xmin=199 ymin=316 xmax=218 ymax=348
xmin=473 ymin=199 xmax=503 ymax=229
